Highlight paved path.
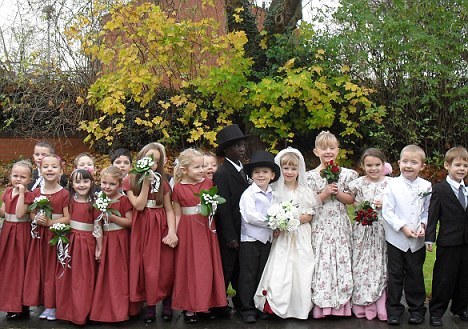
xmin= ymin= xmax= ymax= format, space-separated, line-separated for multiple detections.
xmin=1 ymin=305 xmax=468 ymax=329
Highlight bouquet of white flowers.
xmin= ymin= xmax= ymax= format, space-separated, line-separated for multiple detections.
xmin=130 ymin=155 xmax=161 ymax=193
xmin=194 ymin=186 xmax=226 ymax=232
xmin=266 ymin=200 xmax=301 ymax=232
xmin=29 ymin=195 xmax=53 ymax=238
xmin=50 ymin=222 xmax=72 ymax=272
xmin=92 ymin=191 xmax=121 ymax=237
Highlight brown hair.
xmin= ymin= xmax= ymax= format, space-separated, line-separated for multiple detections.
xmin=444 ymin=146 xmax=468 ymax=164
xmin=360 ymin=148 xmax=386 ymax=168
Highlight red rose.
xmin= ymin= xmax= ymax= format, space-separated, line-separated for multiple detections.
xmin=262 ymin=290 xmax=267 ymax=296
xmin=329 ymin=160 xmax=334 ymax=165
xmin=331 ymin=166 xmax=340 ymax=173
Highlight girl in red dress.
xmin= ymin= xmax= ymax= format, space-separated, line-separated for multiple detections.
xmin=89 ymin=166 xmax=135 ymax=322
xmin=0 ymin=160 xmax=33 ymax=320
xmin=21 ymin=155 xmax=70 ymax=321
xmin=126 ymin=143 xmax=177 ymax=323
xmin=172 ymin=148 xmax=227 ymax=323
xmin=56 ymin=169 xmax=102 ymax=324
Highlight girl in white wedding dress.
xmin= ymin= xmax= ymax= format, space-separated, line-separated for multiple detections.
xmin=254 ymin=148 xmax=320 ymax=319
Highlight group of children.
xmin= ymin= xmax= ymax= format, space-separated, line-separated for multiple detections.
xmin=0 ymin=127 xmax=466 ymax=328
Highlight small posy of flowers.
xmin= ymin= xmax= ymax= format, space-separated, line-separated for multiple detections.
xmin=266 ymin=200 xmax=301 ymax=232
xmin=195 ymin=186 xmax=226 ymax=217
xmin=49 ymin=222 xmax=72 ymax=271
xmin=354 ymin=200 xmax=378 ymax=226
xmin=320 ymin=160 xmax=341 ymax=183
xmin=49 ymin=222 xmax=71 ymax=246
xmin=93 ymin=191 xmax=121 ymax=217
xmin=130 ymin=155 xmax=161 ymax=192
xmin=28 ymin=195 xmax=53 ymax=219
xmin=418 ymin=190 xmax=432 ymax=199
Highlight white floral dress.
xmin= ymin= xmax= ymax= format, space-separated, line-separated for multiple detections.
xmin=349 ymin=176 xmax=391 ymax=307
xmin=306 ymin=167 xmax=358 ymax=310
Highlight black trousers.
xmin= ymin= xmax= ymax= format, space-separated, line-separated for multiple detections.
xmin=238 ymin=240 xmax=271 ymax=316
xmin=430 ymin=244 xmax=468 ymax=317
xmin=386 ymin=242 xmax=426 ymax=318
xmin=218 ymin=237 xmax=240 ymax=308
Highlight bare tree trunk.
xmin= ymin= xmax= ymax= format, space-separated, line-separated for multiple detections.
xmin=265 ymin=0 xmax=302 ymax=35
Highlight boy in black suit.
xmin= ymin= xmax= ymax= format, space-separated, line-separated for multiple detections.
xmin=426 ymin=146 xmax=468 ymax=326
xmin=213 ymin=124 xmax=250 ymax=315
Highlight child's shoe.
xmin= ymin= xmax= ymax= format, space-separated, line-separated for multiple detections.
xmin=143 ymin=305 xmax=156 ymax=323
xmin=39 ymin=308 xmax=52 ymax=319
xmin=46 ymin=308 xmax=56 ymax=321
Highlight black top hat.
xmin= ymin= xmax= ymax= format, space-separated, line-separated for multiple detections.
xmin=215 ymin=124 xmax=248 ymax=156
xmin=244 ymin=150 xmax=281 ymax=183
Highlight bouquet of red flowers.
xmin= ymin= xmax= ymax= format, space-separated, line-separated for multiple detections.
xmin=320 ymin=160 xmax=341 ymax=183
xmin=354 ymin=201 xmax=378 ymax=226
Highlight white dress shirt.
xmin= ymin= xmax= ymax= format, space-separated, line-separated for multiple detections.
xmin=382 ymin=175 xmax=432 ymax=252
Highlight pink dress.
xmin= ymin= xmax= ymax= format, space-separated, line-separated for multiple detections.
xmin=56 ymin=200 xmax=100 ymax=324
xmin=0 ymin=188 xmax=32 ymax=312
xmin=89 ymin=195 xmax=137 ymax=322
xmin=171 ymin=179 xmax=227 ymax=312
xmin=127 ymin=180 xmax=175 ymax=305
xmin=22 ymin=188 xmax=69 ymax=308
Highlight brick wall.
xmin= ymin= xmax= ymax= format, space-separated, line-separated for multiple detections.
xmin=0 ymin=138 xmax=91 ymax=161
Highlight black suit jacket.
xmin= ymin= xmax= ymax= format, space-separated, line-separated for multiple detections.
xmin=426 ymin=180 xmax=468 ymax=247
xmin=213 ymin=160 xmax=250 ymax=244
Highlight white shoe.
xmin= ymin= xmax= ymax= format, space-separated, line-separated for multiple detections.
xmin=39 ymin=308 xmax=52 ymax=319
xmin=47 ymin=308 xmax=56 ymax=321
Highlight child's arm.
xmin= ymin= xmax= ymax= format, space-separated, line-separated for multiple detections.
xmin=173 ymin=201 xmax=182 ymax=232
xmin=126 ymin=177 xmax=151 ymax=211
xmin=162 ymin=192 xmax=178 ymax=248
xmin=0 ymin=201 xmax=5 ymax=218
xmin=239 ymin=191 xmax=270 ymax=228
xmin=15 ymin=186 xmax=28 ymax=218
xmin=318 ymin=183 xmax=336 ymax=202
xmin=46 ymin=206 xmax=70 ymax=226
xmin=95 ymin=235 xmax=103 ymax=261
xmin=425 ymin=185 xmax=440 ymax=252
xmin=299 ymin=213 xmax=313 ymax=224
xmin=108 ymin=209 xmax=132 ymax=228
xmin=335 ymin=188 xmax=354 ymax=204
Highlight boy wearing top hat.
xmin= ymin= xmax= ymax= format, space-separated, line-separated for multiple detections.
xmin=213 ymin=124 xmax=250 ymax=314
xmin=238 ymin=150 xmax=280 ymax=323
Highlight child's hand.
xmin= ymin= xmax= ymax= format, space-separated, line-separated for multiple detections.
xmin=401 ymin=225 xmax=417 ymax=238
xmin=373 ymin=199 xmax=382 ymax=209
xmin=273 ymin=229 xmax=280 ymax=238
xmin=17 ymin=184 xmax=26 ymax=194
xmin=323 ymin=183 xmax=338 ymax=199
xmin=162 ymin=232 xmax=179 ymax=248
xmin=95 ymin=246 xmax=102 ymax=262
xmin=300 ymin=214 xmax=312 ymax=224
xmin=426 ymin=243 xmax=433 ymax=252
xmin=35 ymin=213 xmax=47 ymax=226
xmin=227 ymin=240 xmax=240 ymax=249
xmin=416 ymin=224 xmax=425 ymax=237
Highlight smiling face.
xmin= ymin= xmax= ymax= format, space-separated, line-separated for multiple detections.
xmin=11 ymin=165 xmax=32 ymax=188
xmin=445 ymin=157 xmax=468 ymax=183
xmin=183 ymin=155 xmax=205 ymax=183
xmin=72 ymin=173 xmax=93 ymax=200
xmin=76 ymin=155 xmax=95 ymax=175
xmin=313 ymin=141 xmax=339 ymax=167
xmin=363 ymin=155 xmax=384 ymax=182
xmin=203 ymin=155 xmax=218 ymax=179
xmin=398 ymin=151 xmax=425 ymax=181
xmin=40 ymin=156 xmax=62 ymax=183
xmin=251 ymin=166 xmax=276 ymax=191
xmin=113 ymin=155 xmax=131 ymax=176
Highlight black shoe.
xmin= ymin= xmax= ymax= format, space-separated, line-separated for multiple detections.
xmin=212 ymin=306 xmax=233 ymax=318
xmin=387 ymin=316 xmax=401 ymax=326
xmin=454 ymin=311 xmax=468 ymax=322
xmin=142 ymin=306 xmax=156 ymax=324
xmin=161 ymin=311 xmax=173 ymax=321
xmin=183 ymin=312 xmax=198 ymax=324
xmin=430 ymin=316 xmax=443 ymax=326
xmin=408 ymin=313 xmax=425 ymax=325
xmin=242 ymin=314 xmax=257 ymax=324
xmin=197 ymin=312 xmax=216 ymax=320
xmin=6 ymin=312 xmax=24 ymax=320
xmin=258 ymin=312 xmax=270 ymax=320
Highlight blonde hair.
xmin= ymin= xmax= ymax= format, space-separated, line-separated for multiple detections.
xmin=130 ymin=143 xmax=167 ymax=205
xmin=315 ymin=131 xmax=339 ymax=149
xmin=101 ymin=166 xmax=123 ymax=184
xmin=174 ymin=148 xmax=204 ymax=184
xmin=13 ymin=160 xmax=33 ymax=175
xmin=279 ymin=152 xmax=300 ymax=168
xmin=400 ymin=145 xmax=426 ymax=163
xmin=444 ymin=146 xmax=468 ymax=165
